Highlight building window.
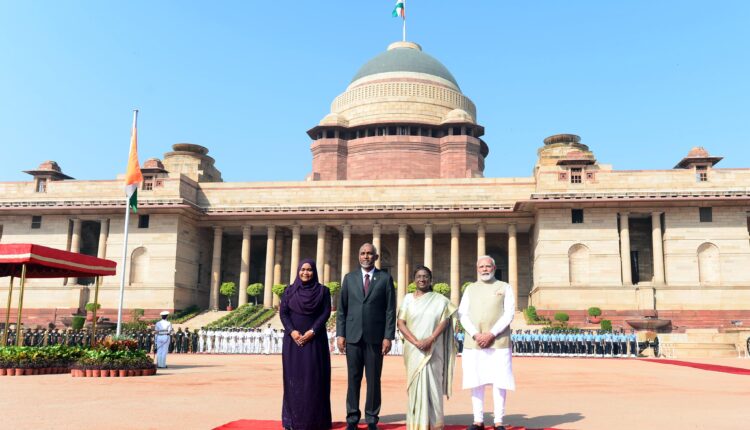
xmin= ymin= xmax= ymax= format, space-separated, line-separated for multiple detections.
xmin=325 ymin=130 xmax=335 ymax=138
xmin=699 ymin=207 xmax=712 ymax=223
xmin=36 ymin=178 xmax=48 ymax=193
xmin=138 ymin=215 xmax=150 ymax=229
xmin=570 ymin=168 xmax=583 ymax=184
xmin=465 ymin=127 xmax=473 ymax=137
xmin=142 ymin=176 xmax=154 ymax=191
xmin=31 ymin=216 xmax=42 ymax=229
xmin=572 ymin=209 xmax=584 ymax=224
xmin=452 ymin=126 xmax=461 ymax=136
xmin=696 ymin=165 xmax=708 ymax=182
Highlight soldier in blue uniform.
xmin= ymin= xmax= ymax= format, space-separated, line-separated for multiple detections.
xmin=511 ymin=330 xmax=520 ymax=355
xmin=628 ymin=330 xmax=638 ymax=357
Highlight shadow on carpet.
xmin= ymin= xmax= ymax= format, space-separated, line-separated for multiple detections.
xmin=213 ymin=420 xmax=567 ymax=429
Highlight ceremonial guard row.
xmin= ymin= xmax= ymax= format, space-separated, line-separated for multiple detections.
xmin=511 ymin=329 xmax=638 ymax=358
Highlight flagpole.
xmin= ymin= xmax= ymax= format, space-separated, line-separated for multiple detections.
xmin=116 ymin=109 xmax=138 ymax=336
xmin=402 ymin=0 xmax=407 ymax=41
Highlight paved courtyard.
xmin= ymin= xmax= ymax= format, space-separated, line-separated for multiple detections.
xmin=2 ymin=354 xmax=749 ymax=430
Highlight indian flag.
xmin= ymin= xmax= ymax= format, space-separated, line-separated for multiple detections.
xmin=124 ymin=110 xmax=143 ymax=213
xmin=392 ymin=0 xmax=405 ymax=18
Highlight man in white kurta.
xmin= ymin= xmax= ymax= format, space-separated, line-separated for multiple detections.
xmin=154 ymin=311 xmax=174 ymax=368
xmin=458 ymin=256 xmax=515 ymax=430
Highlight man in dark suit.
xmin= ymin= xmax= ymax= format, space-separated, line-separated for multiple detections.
xmin=337 ymin=243 xmax=396 ymax=430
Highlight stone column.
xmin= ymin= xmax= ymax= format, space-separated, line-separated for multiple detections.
xmin=210 ymin=227 xmax=223 ymax=311
xmin=263 ymin=226 xmax=276 ymax=308
xmin=341 ymin=224 xmax=352 ymax=279
xmin=619 ymin=213 xmax=632 ymax=285
xmin=323 ymin=230 xmax=332 ymax=284
xmin=238 ymin=226 xmax=252 ymax=307
xmin=273 ymin=232 xmax=285 ymax=307
xmin=423 ymin=223 xmax=433 ymax=270
xmin=508 ymin=223 xmax=518 ymax=310
xmin=316 ymin=224 xmax=326 ymax=269
xmin=372 ymin=223 xmax=382 ymax=269
xmin=477 ymin=222 xmax=486 ymax=258
xmin=652 ymin=212 xmax=665 ymax=285
xmin=397 ymin=224 xmax=408 ymax=306
xmin=69 ymin=219 xmax=83 ymax=285
xmin=289 ymin=225 xmax=301 ymax=284
xmin=450 ymin=223 xmax=460 ymax=306
xmin=97 ymin=219 xmax=109 ymax=259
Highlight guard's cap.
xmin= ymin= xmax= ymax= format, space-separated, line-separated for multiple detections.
xmin=160 ymin=311 xmax=169 ymax=316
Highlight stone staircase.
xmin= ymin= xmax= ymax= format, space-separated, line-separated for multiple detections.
xmin=174 ymin=310 xmax=230 ymax=331
xmin=658 ymin=329 xmax=744 ymax=358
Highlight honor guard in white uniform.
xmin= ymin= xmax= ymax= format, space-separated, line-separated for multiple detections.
xmin=263 ymin=324 xmax=273 ymax=354
xmin=198 ymin=327 xmax=206 ymax=353
xmin=154 ymin=311 xmax=174 ymax=368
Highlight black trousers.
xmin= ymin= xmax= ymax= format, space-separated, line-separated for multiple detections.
xmin=346 ymin=340 xmax=384 ymax=425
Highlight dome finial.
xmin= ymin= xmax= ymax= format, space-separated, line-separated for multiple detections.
xmin=388 ymin=41 xmax=421 ymax=51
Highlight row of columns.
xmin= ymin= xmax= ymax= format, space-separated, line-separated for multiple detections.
xmin=618 ymin=212 xmax=665 ymax=286
xmin=209 ymin=222 xmax=521 ymax=311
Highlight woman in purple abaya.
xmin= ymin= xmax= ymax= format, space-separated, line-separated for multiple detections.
xmin=280 ymin=258 xmax=332 ymax=430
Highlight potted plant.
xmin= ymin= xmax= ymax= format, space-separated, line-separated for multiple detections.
xmin=433 ymin=283 xmax=451 ymax=298
xmin=246 ymin=283 xmax=264 ymax=305
xmin=220 ymin=281 xmax=237 ymax=311
xmin=588 ymin=307 xmax=602 ymax=324
xmin=85 ymin=302 xmax=101 ymax=322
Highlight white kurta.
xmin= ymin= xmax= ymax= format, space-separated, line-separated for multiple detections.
xmin=458 ymin=281 xmax=516 ymax=390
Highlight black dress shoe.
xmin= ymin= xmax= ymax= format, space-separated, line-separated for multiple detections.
xmin=466 ymin=425 xmax=484 ymax=430
xmin=345 ymin=424 xmax=357 ymax=430
xmin=493 ymin=426 xmax=506 ymax=430
xmin=367 ymin=424 xmax=378 ymax=430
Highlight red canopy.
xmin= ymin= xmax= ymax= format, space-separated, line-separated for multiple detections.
xmin=0 ymin=243 xmax=117 ymax=279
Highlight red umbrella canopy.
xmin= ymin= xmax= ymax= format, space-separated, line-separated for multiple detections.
xmin=0 ymin=243 xmax=117 ymax=279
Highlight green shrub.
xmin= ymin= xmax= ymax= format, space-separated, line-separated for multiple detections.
xmin=407 ymin=282 xmax=417 ymax=293
xmin=71 ymin=316 xmax=85 ymax=330
xmin=84 ymin=302 xmax=101 ymax=312
xmin=600 ymin=319 xmax=613 ymax=332
xmin=587 ymin=307 xmax=602 ymax=317
xmin=326 ymin=281 xmax=341 ymax=296
xmin=220 ymin=282 xmax=237 ymax=308
xmin=247 ymin=283 xmax=264 ymax=304
xmin=554 ymin=312 xmax=570 ymax=323
xmin=524 ymin=306 xmax=538 ymax=321
xmin=272 ymin=284 xmax=287 ymax=298
xmin=433 ymin=283 xmax=450 ymax=298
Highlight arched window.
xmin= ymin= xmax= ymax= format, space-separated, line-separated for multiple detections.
xmin=697 ymin=243 xmax=720 ymax=286
xmin=130 ymin=247 xmax=149 ymax=285
xmin=568 ymin=244 xmax=590 ymax=286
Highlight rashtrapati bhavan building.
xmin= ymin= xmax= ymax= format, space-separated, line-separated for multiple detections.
xmin=2 ymin=41 xmax=750 ymax=329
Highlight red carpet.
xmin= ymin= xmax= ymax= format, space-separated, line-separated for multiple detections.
xmin=214 ymin=420 xmax=562 ymax=430
xmin=645 ymin=359 xmax=750 ymax=375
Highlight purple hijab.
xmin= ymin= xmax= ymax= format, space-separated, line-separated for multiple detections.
xmin=285 ymin=258 xmax=326 ymax=315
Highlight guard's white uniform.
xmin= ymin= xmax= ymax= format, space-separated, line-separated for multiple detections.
xmin=198 ymin=329 xmax=206 ymax=353
xmin=263 ymin=328 xmax=273 ymax=354
xmin=154 ymin=319 xmax=174 ymax=368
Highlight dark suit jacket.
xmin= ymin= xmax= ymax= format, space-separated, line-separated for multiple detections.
xmin=336 ymin=268 xmax=396 ymax=344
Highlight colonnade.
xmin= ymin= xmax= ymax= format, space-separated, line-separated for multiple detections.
xmin=208 ymin=222 xmax=521 ymax=310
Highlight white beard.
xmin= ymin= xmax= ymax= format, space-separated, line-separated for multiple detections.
xmin=479 ymin=273 xmax=495 ymax=282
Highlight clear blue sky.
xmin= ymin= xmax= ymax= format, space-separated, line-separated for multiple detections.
xmin=1 ymin=1 xmax=748 ymax=183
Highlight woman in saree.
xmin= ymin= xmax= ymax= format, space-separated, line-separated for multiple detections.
xmin=397 ymin=265 xmax=457 ymax=430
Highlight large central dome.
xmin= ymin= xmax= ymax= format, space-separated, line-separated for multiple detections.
xmin=351 ymin=41 xmax=460 ymax=89
xmin=309 ymin=41 xmax=486 ymax=181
